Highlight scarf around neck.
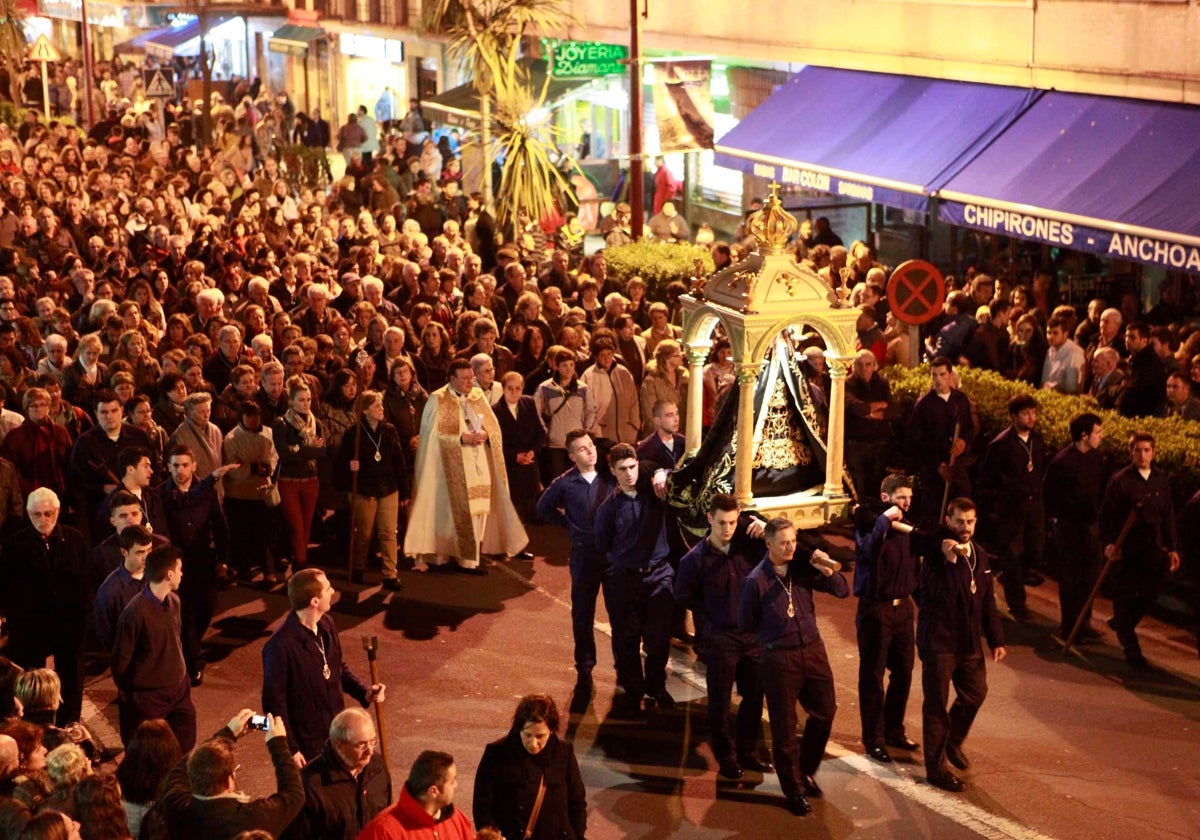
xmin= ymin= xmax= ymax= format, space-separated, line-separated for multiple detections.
xmin=284 ymin=408 xmax=318 ymax=444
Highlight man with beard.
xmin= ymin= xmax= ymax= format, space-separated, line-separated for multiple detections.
xmin=917 ymin=498 xmax=1005 ymax=792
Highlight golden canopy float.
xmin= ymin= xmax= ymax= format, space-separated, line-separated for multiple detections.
xmin=670 ymin=184 xmax=860 ymax=536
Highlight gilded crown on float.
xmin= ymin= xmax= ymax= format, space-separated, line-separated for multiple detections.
xmin=702 ymin=182 xmax=836 ymax=314
xmin=745 ymin=182 xmax=797 ymax=255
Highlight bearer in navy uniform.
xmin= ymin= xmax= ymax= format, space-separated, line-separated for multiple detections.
xmin=673 ymin=493 xmax=772 ymax=781
xmin=854 ymin=473 xmax=920 ymax=764
xmin=593 ymin=442 xmax=676 ymax=720
xmin=537 ymin=429 xmax=617 ymax=685
xmin=917 ymin=497 xmax=1006 ymax=793
xmin=738 ymin=516 xmax=848 ymax=817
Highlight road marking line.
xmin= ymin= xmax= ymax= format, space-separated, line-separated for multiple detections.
xmin=493 ymin=559 xmax=1059 ymax=840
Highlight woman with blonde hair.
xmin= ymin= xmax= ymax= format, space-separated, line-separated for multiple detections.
xmin=60 ymin=333 xmax=106 ymax=411
xmin=112 ymin=331 xmax=162 ymax=393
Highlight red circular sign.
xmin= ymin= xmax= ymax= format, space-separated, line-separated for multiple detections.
xmin=887 ymin=260 xmax=946 ymax=326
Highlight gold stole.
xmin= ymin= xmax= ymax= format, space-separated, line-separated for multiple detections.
xmin=436 ymin=388 xmax=504 ymax=560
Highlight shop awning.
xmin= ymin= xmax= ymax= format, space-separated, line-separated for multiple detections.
xmin=424 ymin=75 xmax=593 ymax=128
xmin=113 ymin=27 xmax=162 ymax=56
xmin=143 ymin=19 xmax=203 ymax=61
xmin=938 ymin=92 xmax=1200 ymax=272
xmin=713 ymin=67 xmax=1040 ymax=213
xmin=268 ymin=24 xmax=324 ymax=57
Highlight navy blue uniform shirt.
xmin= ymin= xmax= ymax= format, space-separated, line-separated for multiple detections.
xmin=537 ymin=467 xmax=615 ymax=561
xmin=675 ymin=522 xmax=761 ymax=632
xmin=593 ymin=487 xmax=669 ymax=572
xmin=854 ymin=510 xmax=917 ymax=600
xmin=739 ymin=554 xmax=849 ymax=647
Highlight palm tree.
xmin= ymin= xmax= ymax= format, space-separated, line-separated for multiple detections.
xmin=425 ymin=0 xmax=574 ymax=232
xmin=0 ymin=0 xmax=29 ymax=106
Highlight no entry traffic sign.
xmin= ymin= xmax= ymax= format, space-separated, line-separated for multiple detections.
xmin=887 ymin=260 xmax=946 ymax=325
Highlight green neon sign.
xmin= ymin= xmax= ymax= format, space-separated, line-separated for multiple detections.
xmin=551 ymin=41 xmax=629 ymax=78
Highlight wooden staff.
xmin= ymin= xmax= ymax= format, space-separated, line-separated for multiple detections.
xmin=346 ymin=397 xmax=364 ymax=584
xmin=361 ymin=635 xmax=390 ymax=770
xmin=1062 ymin=503 xmax=1141 ymax=652
xmin=938 ymin=420 xmax=962 ymax=522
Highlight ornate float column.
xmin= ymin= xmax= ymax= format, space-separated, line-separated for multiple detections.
xmin=684 ymin=342 xmax=710 ymax=456
xmin=824 ymin=355 xmax=849 ymax=497
xmin=733 ymin=361 xmax=763 ymax=507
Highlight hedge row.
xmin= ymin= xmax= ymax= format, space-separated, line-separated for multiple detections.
xmin=604 ymin=241 xmax=714 ymax=299
xmin=881 ymin=364 xmax=1200 ymax=509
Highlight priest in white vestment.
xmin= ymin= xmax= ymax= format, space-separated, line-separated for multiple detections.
xmin=404 ymin=358 xmax=527 ymax=572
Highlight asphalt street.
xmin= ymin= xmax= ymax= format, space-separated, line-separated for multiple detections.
xmin=78 ymin=522 xmax=1200 ymax=840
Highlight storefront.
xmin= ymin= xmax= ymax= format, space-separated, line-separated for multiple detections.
xmin=713 ymin=64 xmax=1200 ymax=310
xmin=320 ymin=22 xmax=443 ymax=135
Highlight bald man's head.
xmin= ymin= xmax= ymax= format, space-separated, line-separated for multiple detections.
xmin=0 ymin=734 xmax=18 ymax=778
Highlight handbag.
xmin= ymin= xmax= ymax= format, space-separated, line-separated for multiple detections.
xmin=264 ymin=459 xmax=282 ymax=508
xmin=522 ymin=774 xmax=547 ymax=840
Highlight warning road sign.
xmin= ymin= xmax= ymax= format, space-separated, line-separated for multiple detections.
xmin=27 ymin=35 xmax=62 ymax=63
xmin=144 ymin=69 xmax=176 ymax=98
xmin=887 ymin=259 xmax=946 ymax=326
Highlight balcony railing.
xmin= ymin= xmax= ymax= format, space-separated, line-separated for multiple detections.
xmin=308 ymin=0 xmax=408 ymax=27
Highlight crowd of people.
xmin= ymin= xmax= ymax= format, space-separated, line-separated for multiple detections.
xmin=0 ymin=53 xmax=1197 ymax=837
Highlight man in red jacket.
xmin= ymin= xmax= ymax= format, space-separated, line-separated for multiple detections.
xmin=358 ymin=751 xmax=474 ymax=840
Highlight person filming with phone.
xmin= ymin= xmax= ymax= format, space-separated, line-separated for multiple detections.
xmin=162 ymin=707 xmax=304 ymax=839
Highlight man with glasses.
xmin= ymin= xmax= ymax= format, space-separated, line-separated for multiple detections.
xmin=292 ymin=708 xmax=392 ymax=839
xmin=262 ymin=569 xmax=386 ymax=767
xmin=0 ymin=488 xmax=89 ymax=726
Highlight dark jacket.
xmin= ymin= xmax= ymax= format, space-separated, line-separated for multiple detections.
xmin=473 ymin=731 xmax=587 ymax=840
xmin=162 ymin=727 xmax=304 ymax=840
xmin=1099 ymin=464 xmax=1177 ymax=557
xmin=262 ymin=612 xmax=371 ymax=761
xmin=153 ymin=394 xmax=186 ymax=436
xmin=493 ymin=395 xmax=546 ymax=516
xmin=906 ymin=387 xmax=975 ymax=471
xmin=1044 ymin=444 xmax=1104 ymax=526
xmin=537 ymin=467 xmax=615 ymax=564
xmin=0 ymin=523 xmax=89 ymax=645
xmin=1119 ymin=346 xmax=1167 ymax=418
xmin=273 ymin=414 xmax=326 ymax=480
xmin=915 ymin=532 xmax=1004 ymax=657
xmin=963 ymin=321 xmax=1011 ymax=372
xmin=67 ymin=425 xmax=154 ymax=508
xmin=635 ymin=432 xmax=685 ymax=471
xmin=286 ymin=743 xmax=392 ymax=840
xmin=159 ymin=477 xmax=229 ymax=570
xmin=61 ymin=358 xmax=108 ymax=413
xmin=844 ymin=374 xmax=896 ymax=442
xmin=981 ymin=425 xmax=1047 ymax=503
xmin=335 ymin=419 xmax=409 ymax=499
xmin=382 ymin=384 xmax=427 ymax=451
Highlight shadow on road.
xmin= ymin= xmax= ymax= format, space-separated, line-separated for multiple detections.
xmin=378 ymin=563 xmax=533 ymax=641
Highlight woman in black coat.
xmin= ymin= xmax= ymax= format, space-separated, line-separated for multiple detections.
xmin=493 ymin=371 xmax=546 ymax=522
xmin=381 ymin=359 xmax=428 ymax=496
xmin=474 ymin=695 xmax=587 ymax=840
